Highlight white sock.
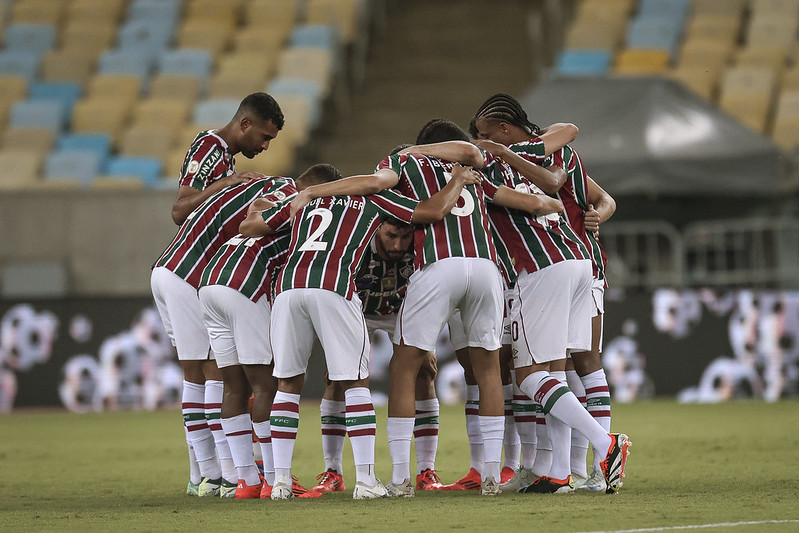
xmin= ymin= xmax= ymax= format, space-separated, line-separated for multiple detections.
xmin=320 ymin=398 xmax=346 ymax=474
xmin=205 ymin=380 xmax=235 ymax=483
xmin=221 ymin=413 xmax=261 ymax=486
xmin=465 ymin=385 xmax=483 ymax=473
xmin=345 ymin=387 xmax=377 ymax=486
xmin=502 ymin=383 xmax=520 ymax=471
xmin=252 ymin=420 xmax=274 ymax=486
xmin=387 ymin=417 xmax=414 ymax=484
xmin=479 ymin=415 xmax=504 ymax=482
xmin=414 ymin=398 xmax=439 ymax=474
xmin=270 ymin=391 xmax=301 ymax=482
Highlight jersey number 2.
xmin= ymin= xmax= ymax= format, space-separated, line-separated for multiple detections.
xmin=298 ymin=208 xmax=333 ymax=251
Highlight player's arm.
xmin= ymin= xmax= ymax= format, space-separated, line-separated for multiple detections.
xmin=538 ymin=123 xmax=578 ymax=156
xmin=171 ymin=171 xmax=262 ymax=225
xmin=290 ymin=168 xmax=399 ymax=219
xmin=493 ymin=186 xmax=564 ymax=216
xmin=410 ymin=164 xmax=482 ymax=224
xmin=399 ymin=141 xmax=486 ymax=168
xmin=239 ymin=197 xmax=278 ymax=237
xmin=585 ymin=176 xmax=616 ymax=234
xmin=473 ymin=139 xmax=566 ymax=194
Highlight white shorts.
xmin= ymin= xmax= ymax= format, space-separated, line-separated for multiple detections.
xmin=510 ymin=259 xmax=593 ymax=367
xmin=198 ymin=285 xmax=273 ymax=368
xmin=150 ymin=267 xmax=211 ymax=361
xmin=270 ymin=288 xmax=370 ymax=381
xmin=365 ymin=313 xmax=397 ymax=338
xmin=592 ymin=278 xmax=605 ymax=352
xmin=395 ymin=257 xmax=503 ymax=352
xmin=449 ymin=286 xmax=514 ymax=351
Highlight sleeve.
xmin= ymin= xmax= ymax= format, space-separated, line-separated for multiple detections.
xmin=478 ymin=151 xmax=504 ymax=199
xmin=510 ymin=137 xmax=547 ymax=164
xmin=367 ymin=189 xmax=419 ymax=224
xmin=377 ymin=153 xmax=405 ymax=175
xmin=179 ymin=137 xmax=227 ymax=190
xmin=260 ymin=201 xmax=292 ymax=232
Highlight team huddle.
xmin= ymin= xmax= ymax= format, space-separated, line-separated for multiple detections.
xmin=150 ymin=91 xmax=631 ymax=500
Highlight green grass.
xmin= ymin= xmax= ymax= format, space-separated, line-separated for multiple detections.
xmin=1 ymin=401 xmax=798 ymax=532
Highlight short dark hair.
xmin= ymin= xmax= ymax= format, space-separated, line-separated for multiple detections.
xmin=238 ymin=92 xmax=285 ymax=130
xmin=470 ymin=93 xmax=539 ymax=138
xmin=380 ymin=216 xmax=413 ymax=230
xmin=297 ymin=163 xmax=341 ymax=186
xmin=415 ymin=118 xmax=470 ymax=144
xmin=389 ymin=143 xmax=413 ymax=156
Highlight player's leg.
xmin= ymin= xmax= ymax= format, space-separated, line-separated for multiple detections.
xmin=414 ymin=351 xmax=444 ymax=490
xmin=312 ymin=377 xmax=347 ymax=493
xmin=242 ymin=363 xmax=277 ymax=497
xmin=499 ymin=343 xmax=521 ymax=483
xmin=565 ymin=357 xmax=590 ymax=484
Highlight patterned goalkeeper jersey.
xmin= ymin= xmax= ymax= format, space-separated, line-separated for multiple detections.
xmin=355 ymin=239 xmax=414 ymax=316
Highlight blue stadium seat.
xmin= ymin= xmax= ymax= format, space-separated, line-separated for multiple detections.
xmin=290 ymin=24 xmax=338 ymax=50
xmin=193 ymin=98 xmax=239 ymax=126
xmin=10 ymin=99 xmax=66 ymax=132
xmin=29 ymin=81 xmax=82 ymax=122
xmin=3 ymin=23 xmax=56 ymax=56
xmin=127 ymin=0 xmax=182 ymax=26
xmin=267 ymin=77 xmax=324 ymax=127
xmin=638 ymin=0 xmax=690 ymax=23
xmin=116 ymin=19 xmax=175 ymax=61
xmin=44 ymin=149 xmax=103 ymax=186
xmin=98 ymin=48 xmax=154 ymax=79
xmin=104 ymin=155 xmax=163 ymax=187
xmin=555 ymin=50 xmax=613 ymax=77
xmin=626 ymin=16 xmax=683 ymax=59
xmin=157 ymin=49 xmax=212 ymax=80
xmin=0 ymin=50 xmax=40 ymax=83
xmin=57 ymin=133 xmax=113 ymax=168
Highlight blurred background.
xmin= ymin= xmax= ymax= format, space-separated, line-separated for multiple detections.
xmin=1 ymin=0 xmax=798 ymax=412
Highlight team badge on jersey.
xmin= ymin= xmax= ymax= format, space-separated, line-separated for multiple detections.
xmin=187 ymin=160 xmax=200 ymax=174
xmin=273 ymin=191 xmax=286 ymax=201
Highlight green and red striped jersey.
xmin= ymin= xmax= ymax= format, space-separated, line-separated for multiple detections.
xmin=178 ymin=130 xmax=235 ymax=190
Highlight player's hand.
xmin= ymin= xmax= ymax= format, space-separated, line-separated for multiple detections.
xmin=584 ymin=203 xmax=601 ymax=234
xmin=247 ymin=197 xmax=275 ymax=214
xmin=289 ymin=189 xmax=313 ymax=220
xmin=473 ymin=139 xmax=507 ymax=157
xmin=452 ymin=163 xmax=482 ymax=186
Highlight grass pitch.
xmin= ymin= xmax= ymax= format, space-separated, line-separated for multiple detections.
xmin=1 ymin=401 xmax=798 ymax=532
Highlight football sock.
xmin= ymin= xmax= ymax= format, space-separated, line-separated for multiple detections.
xmin=345 ymin=387 xmax=377 ymax=486
xmin=546 ymin=413 xmax=572 ymax=480
xmin=464 ymin=385 xmax=484 ymax=472
xmin=251 ymin=420 xmax=274 ymax=486
xmin=387 ymin=417 xmax=414 ymax=484
xmin=566 ymin=369 xmax=589 ymax=478
xmin=502 ymin=383 xmax=521 ymax=471
xmin=205 ymin=380 xmax=235 ymax=483
xmin=513 ymin=383 xmax=537 ymax=470
xmin=479 ymin=415 xmax=504 ymax=482
xmin=182 ymin=380 xmax=221 ymax=480
xmin=320 ymin=398 xmax=346 ymax=474
xmin=185 ymin=426 xmax=202 ymax=485
xmin=532 ymin=406 xmax=552 ymax=477
xmin=222 ymin=413 xmax=261 ymax=486
xmin=270 ymin=391 xmax=300 ymax=482
xmin=414 ymin=398 xmax=440 ymax=474
xmin=582 ymin=369 xmax=612 ymax=471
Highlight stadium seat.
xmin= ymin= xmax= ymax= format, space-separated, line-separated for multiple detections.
xmin=244 ymin=0 xmax=300 ymax=27
xmin=3 ymin=23 xmax=56 ymax=56
xmin=116 ymin=19 xmax=175 ymax=61
xmin=782 ymin=67 xmax=799 ymax=91
xmin=90 ymin=176 xmax=146 ymax=189
xmin=11 ymin=0 xmax=68 ymax=26
xmin=208 ymin=71 xmax=268 ymax=99
xmin=29 ymin=81 xmax=82 ymax=122
xmin=626 ymin=16 xmax=683 ymax=59
xmin=10 ymin=99 xmax=66 ymax=132
xmin=193 ymin=98 xmax=239 ymax=127
xmin=235 ymin=137 xmax=295 ymax=177
xmin=176 ymin=20 xmax=233 ymax=59
xmin=735 ymin=46 xmax=788 ymax=74
xmin=148 ymin=74 xmax=202 ymax=102
xmin=126 ymin=0 xmax=182 ymax=25
xmin=669 ymin=66 xmax=720 ymax=101
xmin=267 ymin=77 xmax=323 ymax=128
xmin=44 ymin=149 xmax=103 ymax=187
xmin=71 ymin=98 xmax=133 ymax=149
xmin=637 ymin=0 xmax=690 ymax=24
xmin=275 ymin=47 xmax=336 ymax=96
xmin=59 ymin=21 xmax=118 ymax=59
xmin=56 ymin=132 xmax=113 ymax=168
xmin=86 ymin=74 xmax=142 ymax=106
xmin=614 ymin=49 xmax=671 ymax=75
xmin=0 ymin=147 xmax=44 ymax=189
xmin=1 ymin=126 xmax=56 ymax=152
xmin=157 ymin=49 xmax=212 ymax=94
xmin=684 ymin=14 xmax=742 ymax=46
xmin=563 ymin=19 xmax=627 ymax=52
xmin=745 ymin=17 xmax=798 ymax=49
xmin=692 ymin=0 xmax=748 ymax=16
xmin=677 ymin=38 xmax=734 ymax=70
xmin=184 ymin=0 xmax=243 ymax=27
xmin=0 ymin=50 xmax=40 ymax=83
xmin=771 ymin=115 xmax=799 ymax=150
xmin=104 ymin=155 xmax=163 ymax=187
xmin=232 ymin=25 xmax=291 ymax=53
xmin=719 ymin=66 xmax=777 ymax=133
xmin=274 ymin=93 xmax=314 ymax=146
xmin=119 ymin=122 xmax=180 ymax=163
xmin=98 ymin=49 xmax=154 ymax=80
xmin=291 ymin=24 xmax=338 ymax=50
xmin=40 ymin=50 xmax=97 ymax=85
xmin=67 ymin=0 xmax=128 ymax=23
xmin=554 ymin=49 xmax=613 ymax=77
xmin=132 ymin=97 xmax=193 ymax=128
xmin=0 ymin=75 xmax=28 ymax=105
xmin=305 ymin=0 xmax=362 ymax=46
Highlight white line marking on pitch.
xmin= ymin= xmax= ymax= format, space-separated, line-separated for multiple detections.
xmin=576 ymin=519 xmax=799 ymax=533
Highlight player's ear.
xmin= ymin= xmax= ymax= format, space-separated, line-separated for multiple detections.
xmin=240 ymin=116 xmax=251 ymax=131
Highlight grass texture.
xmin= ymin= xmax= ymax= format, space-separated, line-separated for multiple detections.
xmin=1 ymin=401 xmax=798 ymax=532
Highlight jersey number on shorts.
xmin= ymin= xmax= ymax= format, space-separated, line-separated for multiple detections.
xmin=443 ymin=172 xmax=474 ymax=217
xmin=298 ymin=207 xmax=333 ymax=251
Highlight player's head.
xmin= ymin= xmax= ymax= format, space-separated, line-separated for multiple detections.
xmin=469 ymin=93 xmax=540 ymax=145
xmin=232 ymin=92 xmax=285 ymax=159
xmin=375 ymin=217 xmax=414 ymax=262
xmin=390 ymin=143 xmax=413 ymax=155
xmin=295 ymin=163 xmax=342 ymax=190
xmin=415 ymin=119 xmax=470 ymax=144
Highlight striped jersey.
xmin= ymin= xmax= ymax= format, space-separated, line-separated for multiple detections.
xmin=482 ymin=140 xmax=590 ymax=275
xmin=378 ymin=152 xmax=499 ymax=270
xmin=178 ymin=130 xmax=235 ymax=190
xmin=355 ymin=239 xmax=415 ymax=316
xmin=153 ymin=177 xmax=287 ymax=288
xmin=550 ymin=145 xmax=608 ymax=283
xmin=262 ymin=191 xmax=419 ymax=299
xmin=198 ymin=232 xmax=291 ymax=303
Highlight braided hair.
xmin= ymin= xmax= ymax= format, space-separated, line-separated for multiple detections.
xmin=469 ymin=93 xmax=540 ymax=138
